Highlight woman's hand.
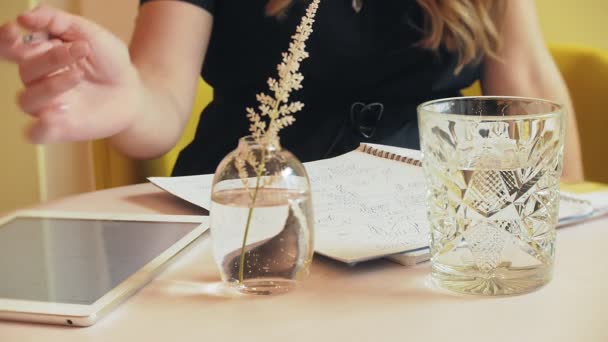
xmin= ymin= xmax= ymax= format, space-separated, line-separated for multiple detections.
xmin=2 ymin=5 xmax=142 ymax=143
xmin=2 ymin=2 xmax=212 ymax=159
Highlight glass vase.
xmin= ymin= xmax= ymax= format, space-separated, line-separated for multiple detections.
xmin=209 ymin=136 xmax=314 ymax=295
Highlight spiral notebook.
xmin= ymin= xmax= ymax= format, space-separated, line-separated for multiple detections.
xmin=339 ymin=144 xmax=596 ymax=265
xmin=150 ymin=143 xmax=597 ymax=266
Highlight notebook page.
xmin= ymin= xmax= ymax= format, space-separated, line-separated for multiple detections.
xmin=304 ymin=150 xmax=429 ymax=263
xmin=151 ymin=174 xmax=214 ymax=209
xmin=151 ymin=149 xmax=429 ymax=264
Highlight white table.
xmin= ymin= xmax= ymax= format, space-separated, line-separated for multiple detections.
xmin=1 ymin=183 xmax=607 ymax=342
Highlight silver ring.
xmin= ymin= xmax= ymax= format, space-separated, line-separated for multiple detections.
xmin=22 ymin=33 xmax=35 ymax=44
xmin=22 ymin=32 xmax=50 ymax=45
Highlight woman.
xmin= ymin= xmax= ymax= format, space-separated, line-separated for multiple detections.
xmin=0 ymin=0 xmax=584 ymax=180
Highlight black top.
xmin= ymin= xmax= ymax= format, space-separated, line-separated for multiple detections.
xmin=140 ymin=0 xmax=481 ymax=176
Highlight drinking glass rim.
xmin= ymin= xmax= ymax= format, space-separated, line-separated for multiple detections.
xmin=418 ymin=95 xmax=564 ymax=121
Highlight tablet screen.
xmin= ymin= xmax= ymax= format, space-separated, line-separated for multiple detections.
xmin=0 ymin=217 xmax=200 ymax=305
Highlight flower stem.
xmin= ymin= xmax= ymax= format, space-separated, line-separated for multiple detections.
xmin=238 ymin=167 xmax=264 ymax=284
xmin=238 ymin=101 xmax=278 ymax=284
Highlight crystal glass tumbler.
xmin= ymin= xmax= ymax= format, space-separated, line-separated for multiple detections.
xmin=418 ymin=96 xmax=565 ymax=296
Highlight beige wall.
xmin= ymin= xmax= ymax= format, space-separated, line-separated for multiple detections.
xmin=0 ymin=0 xmax=96 ymax=214
xmin=0 ymin=1 xmax=41 ymax=213
xmin=80 ymin=0 xmax=138 ymax=43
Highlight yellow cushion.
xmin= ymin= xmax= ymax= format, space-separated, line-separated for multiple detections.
xmin=552 ymin=45 xmax=608 ymax=183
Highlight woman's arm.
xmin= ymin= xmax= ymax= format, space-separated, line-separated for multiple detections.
xmin=112 ymin=1 xmax=213 ymax=158
xmin=0 ymin=2 xmax=212 ymax=159
xmin=481 ymin=0 xmax=585 ymax=182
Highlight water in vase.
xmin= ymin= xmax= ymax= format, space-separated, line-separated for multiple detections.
xmin=210 ymin=188 xmax=314 ymax=295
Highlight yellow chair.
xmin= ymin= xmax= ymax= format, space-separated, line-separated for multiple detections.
xmin=463 ymin=44 xmax=608 ymax=184
xmin=100 ymin=44 xmax=608 ymax=186
xmin=552 ymin=45 xmax=608 ymax=184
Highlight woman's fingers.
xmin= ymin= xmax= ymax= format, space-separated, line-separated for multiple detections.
xmin=17 ymin=5 xmax=93 ymax=42
xmin=25 ymin=110 xmax=65 ymax=144
xmin=0 ymin=22 xmax=22 ymax=61
xmin=4 ymin=4 xmax=90 ymax=62
xmin=19 ymin=38 xmax=62 ymax=61
xmin=1 ymin=22 xmax=63 ymax=63
xmin=19 ymin=41 xmax=89 ymax=85
xmin=18 ymin=67 xmax=83 ymax=114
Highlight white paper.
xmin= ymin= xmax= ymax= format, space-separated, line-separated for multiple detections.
xmin=580 ymin=191 xmax=608 ymax=211
xmin=303 ymin=151 xmax=429 ymax=263
xmin=151 ymin=174 xmax=214 ymax=210
xmin=559 ymin=192 xmax=595 ymax=225
xmin=149 ymin=144 xmax=598 ymax=265
xmin=578 ymin=191 xmax=608 ymax=219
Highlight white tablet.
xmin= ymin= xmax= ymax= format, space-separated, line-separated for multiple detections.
xmin=0 ymin=210 xmax=209 ymax=327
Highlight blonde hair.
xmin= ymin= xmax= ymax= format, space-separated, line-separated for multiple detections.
xmin=266 ymin=0 xmax=504 ymax=73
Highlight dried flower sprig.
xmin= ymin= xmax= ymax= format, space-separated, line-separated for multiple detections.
xmin=235 ymin=0 xmax=320 ymax=285
xmin=243 ymin=0 xmax=319 ymax=164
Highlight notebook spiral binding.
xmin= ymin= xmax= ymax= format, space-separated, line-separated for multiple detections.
xmin=357 ymin=144 xmax=422 ymax=167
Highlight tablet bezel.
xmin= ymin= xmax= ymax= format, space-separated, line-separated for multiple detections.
xmin=0 ymin=210 xmax=209 ymax=327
